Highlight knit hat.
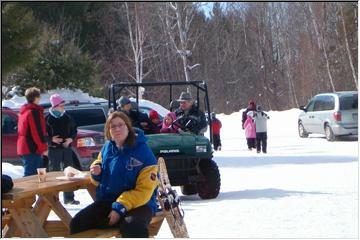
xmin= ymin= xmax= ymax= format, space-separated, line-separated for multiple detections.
xmin=149 ymin=110 xmax=160 ymax=120
xmin=118 ymin=96 xmax=131 ymax=107
xmin=256 ymin=105 xmax=262 ymax=111
xmin=162 ymin=112 xmax=177 ymax=128
xmin=247 ymin=111 xmax=254 ymax=117
xmin=50 ymin=94 xmax=65 ymax=107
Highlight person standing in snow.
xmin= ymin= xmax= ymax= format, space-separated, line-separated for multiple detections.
xmin=70 ymin=112 xmax=158 ymax=237
xmin=243 ymin=111 xmax=256 ymax=151
xmin=45 ymin=94 xmax=80 ymax=205
xmin=17 ymin=87 xmax=48 ymax=176
xmin=253 ymin=105 xmax=270 ymax=153
xmin=211 ymin=112 xmax=222 ymax=151
xmin=242 ymin=100 xmax=257 ymax=129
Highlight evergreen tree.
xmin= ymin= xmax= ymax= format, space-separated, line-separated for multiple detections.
xmin=2 ymin=3 xmax=40 ymax=76
xmin=17 ymin=39 xmax=99 ymax=93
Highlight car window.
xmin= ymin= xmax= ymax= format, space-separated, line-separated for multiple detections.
xmin=340 ymin=94 xmax=358 ymax=110
xmin=306 ymin=99 xmax=315 ymax=112
xmin=313 ymin=95 xmax=334 ymax=111
xmin=66 ymin=109 xmax=106 ymax=127
xmin=321 ymin=96 xmax=335 ymax=111
xmin=2 ymin=113 xmax=17 ymax=134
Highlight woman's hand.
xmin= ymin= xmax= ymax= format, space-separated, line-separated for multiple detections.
xmin=90 ymin=164 xmax=101 ymax=175
xmin=108 ymin=210 xmax=121 ymax=226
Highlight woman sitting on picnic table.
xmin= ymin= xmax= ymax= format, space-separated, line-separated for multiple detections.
xmin=70 ymin=112 xmax=159 ymax=238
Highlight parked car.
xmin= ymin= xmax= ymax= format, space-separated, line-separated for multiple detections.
xmin=1 ymin=107 xmax=104 ymax=169
xmin=298 ymin=91 xmax=358 ymax=141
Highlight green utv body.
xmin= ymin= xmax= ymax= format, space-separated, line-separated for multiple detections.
xmin=109 ymin=81 xmax=221 ymax=199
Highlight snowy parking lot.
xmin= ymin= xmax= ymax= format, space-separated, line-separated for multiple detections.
xmin=3 ymin=109 xmax=358 ymax=238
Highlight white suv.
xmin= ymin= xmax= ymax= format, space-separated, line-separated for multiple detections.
xmin=298 ymin=91 xmax=358 ymax=141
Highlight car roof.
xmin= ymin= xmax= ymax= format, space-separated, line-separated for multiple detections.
xmin=315 ymin=91 xmax=357 ymax=97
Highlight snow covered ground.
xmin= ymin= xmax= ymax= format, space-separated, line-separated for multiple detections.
xmin=3 ymin=108 xmax=358 ymax=238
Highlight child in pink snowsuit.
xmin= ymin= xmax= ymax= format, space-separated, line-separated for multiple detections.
xmin=243 ymin=111 xmax=256 ymax=150
xmin=160 ymin=112 xmax=178 ymax=133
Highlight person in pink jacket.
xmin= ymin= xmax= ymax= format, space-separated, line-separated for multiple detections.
xmin=160 ymin=112 xmax=178 ymax=133
xmin=243 ymin=111 xmax=256 ymax=150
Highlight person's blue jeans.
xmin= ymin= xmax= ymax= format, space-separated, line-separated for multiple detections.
xmin=21 ymin=154 xmax=43 ymax=177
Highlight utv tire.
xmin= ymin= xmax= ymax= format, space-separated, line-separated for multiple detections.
xmin=325 ymin=124 xmax=336 ymax=141
xmin=197 ymin=159 xmax=221 ymax=199
xmin=298 ymin=122 xmax=309 ymax=138
xmin=181 ymin=184 xmax=198 ymax=195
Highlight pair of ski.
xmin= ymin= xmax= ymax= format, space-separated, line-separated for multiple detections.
xmin=157 ymin=157 xmax=189 ymax=238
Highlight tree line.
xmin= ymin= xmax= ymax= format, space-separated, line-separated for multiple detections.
xmin=2 ymin=2 xmax=357 ymax=113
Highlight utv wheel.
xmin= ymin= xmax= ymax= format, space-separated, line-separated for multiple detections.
xmin=325 ymin=124 xmax=336 ymax=141
xmin=197 ymin=159 xmax=221 ymax=199
xmin=298 ymin=122 xmax=309 ymax=138
xmin=181 ymin=184 xmax=198 ymax=195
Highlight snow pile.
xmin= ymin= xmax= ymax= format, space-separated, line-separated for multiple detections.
xmin=2 ymin=163 xmax=24 ymax=179
xmin=2 ymin=89 xmax=107 ymax=109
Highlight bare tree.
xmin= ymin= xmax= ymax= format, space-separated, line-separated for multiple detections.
xmin=159 ymin=2 xmax=202 ymax=91
xmin=339 ymin=3 xmax=358 ymax=89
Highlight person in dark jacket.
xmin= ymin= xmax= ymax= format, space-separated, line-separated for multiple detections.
xmin=117 ymin=96 xmax=152 ymax=134
xmin=17 ymin=87 xmax=48 ymax=176
xmin=70 ymin=112 xmax=158 ymax=238
xmin=46 ymin=94 xmax=80 ymax=205
xmin=148 ymin=110 xmax=162 ymax=134
xmin=174 ymin=92 xmax=207 ymax=135
xmin=242 ymin=100 xmax=257 ymax=129
xmin=211 ymin=112 xmax=222 ymax=151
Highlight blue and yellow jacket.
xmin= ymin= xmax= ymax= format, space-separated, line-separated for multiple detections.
xmin=90 ymin=128 xmax=158 ymax=216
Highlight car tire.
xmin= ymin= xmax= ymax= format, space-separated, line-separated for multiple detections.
xmin=298 ymin=122 xmax=309 ymax=138
xmin=181 ymin=184 xmax=198 ymax=195
xmin=325 ymin=124 xmax=336 ymax=141
xmin=197 ymin=159 xmax=221 ymax=199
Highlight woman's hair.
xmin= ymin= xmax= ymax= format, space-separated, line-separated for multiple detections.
xmin=25 ymin=87 xmax=41 ymax=103
xmin=104 ymin=111 xmax=136 ymax=146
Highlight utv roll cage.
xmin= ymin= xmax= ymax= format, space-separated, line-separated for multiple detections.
xmin=108 ymin=81 xmax=213 ymax=143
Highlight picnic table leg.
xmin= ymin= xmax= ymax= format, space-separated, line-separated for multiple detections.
xmin=33 ymin=196 xmax=52 ymax=225
xmin=10 ymin=208 xmax=48 ymax=237
xmin=41 ymin=193 xmax=72 ymax=229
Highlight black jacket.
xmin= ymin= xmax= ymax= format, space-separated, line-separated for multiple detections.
xmin=45 ymin=112 xmax=77 ymax=148
xmin=175 ymin=105 xmax=207 ymax=135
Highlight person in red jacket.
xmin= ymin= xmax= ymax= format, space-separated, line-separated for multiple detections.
xmin=211 ymin=112 xmax=222 ymax=151
xmin=17 ymin=87 xmax=48 ymax=176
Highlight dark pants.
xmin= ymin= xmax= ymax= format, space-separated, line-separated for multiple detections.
xmin=213 ymin=134 xmax=222 ymax=150
xmin=70 ymin=200 xmax=153 ymax=238
xmin=21 ymin=154 xmax=43 ymax=177
xmin=246 ymin=138 xmax=256 ymax=149
xmin=256 ymin=132 xmax=267 ymax=153
xmin=48 ymin=147 xmax=76 ymax=201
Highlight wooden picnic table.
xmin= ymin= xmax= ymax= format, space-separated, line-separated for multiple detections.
xmin=2 ymin=171 xmax=166 ymax=238
xmin=2 ymin=171 xmax=96 ymax=237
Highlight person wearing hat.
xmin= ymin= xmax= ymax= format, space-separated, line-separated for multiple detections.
xmin=242 ymin=100 xmax=257 ymax=129
xmin=117 ymin=96 xmax=152 ymax=134
xmin=174 ymin=91 xmax=207 ymax=135
xmin=17 ymin=87 xmax=48 ymax=176
xmin=45 ymin=93 xmax=80 ymax=204
xmin=253 ymin=105 xmax=270 ymax=153
xmin=211 ymin=112 xmax=222 ymax=151
xmin=148 ymin=110 xmax=162 ymax=134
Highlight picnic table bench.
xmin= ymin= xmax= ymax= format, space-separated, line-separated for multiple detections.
xmin=1 ymin=172 xmax=166 ymax=238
